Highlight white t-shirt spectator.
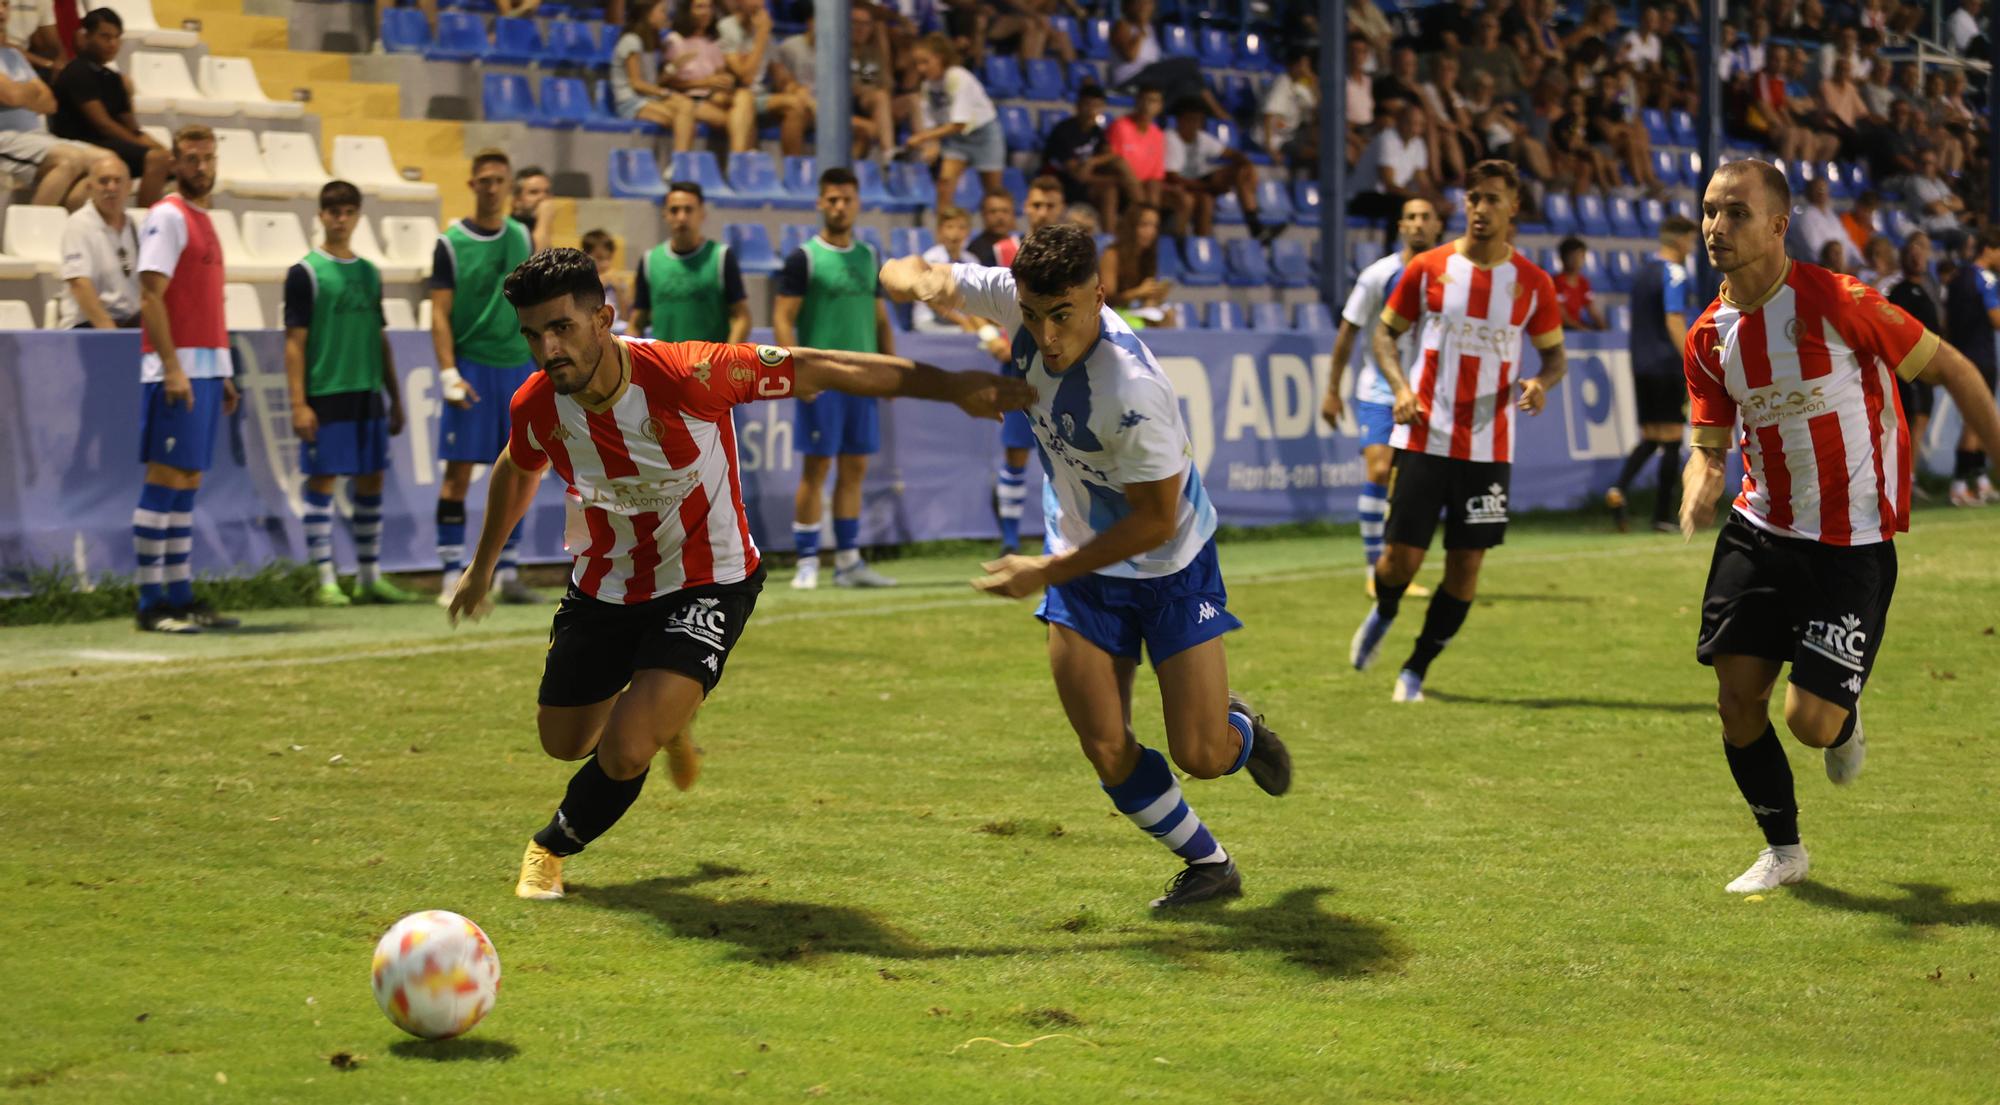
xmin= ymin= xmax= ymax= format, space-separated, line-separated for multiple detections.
xmin=1907 ymin=174 xmax=1961 ymax=234
xmin=776 ymin=32 xmax=813 ymax=86
xmin=913 ymin=242 xmax=976 ymax=331
xmin=1796 ymin=203 xmax=1856 ymax=268
xmin=5 ymin=0 xmax=52 ymax=51
xmin=918 ymin=65 xmax=996 ymax=133
xmin=1263 ymin=74 xmax=1317 ymax=150
xmin=1164 ymin=127 xmax=1227 ymax=179
xmin=58 ymin=202 xmax=139 ymax=328
xmin=1374 ymin=127 xmax=1428 ymax=188
xmin=717 ymin=14 xmax=772 ymax=92
xmin=608 ymin=31 xmax=656 ymax=116
xmin=1946 ymin=5 xmax=1980 ymax=51
xmin=1619 ymin=29 xmax=1661 ymax=68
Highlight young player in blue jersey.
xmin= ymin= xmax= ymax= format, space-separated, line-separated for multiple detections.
xmin=883 ymin=225 xmax=1293 ymax=909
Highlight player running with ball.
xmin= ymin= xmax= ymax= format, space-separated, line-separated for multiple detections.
xmin=446 ymin=249 xmax=1033 ymax=900
xmin=883 ymin=225 xmax=1293 ymax=910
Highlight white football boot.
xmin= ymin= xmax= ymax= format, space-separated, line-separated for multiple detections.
xmin=1824 ymin=711 xmax=1866 ymax=785
xmin=790 ymin=556 xmax=820 ymax=590
xmin=1725 ymin=844 xmax=1809 ymax=893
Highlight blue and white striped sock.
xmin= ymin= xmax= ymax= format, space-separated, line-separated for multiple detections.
xmin=164 ymin=487 xmax=197 ymax=608
xmin=1358 ymin=480 xmax=1389 ymax=568
xmin=997 ymin=463 xmax=1027 ymax=552
xmin=352 ymin=492 xmax=384 ymax=587
xmin=833 ymin=517 xmax=861 ymax=570
xmin=303 ymin=487 xmax=336 ymax=586
xmin=132 ymin=482 xmax=175 ymax=611
xmin=1103 ymin=746 xmax=1228 ymax=866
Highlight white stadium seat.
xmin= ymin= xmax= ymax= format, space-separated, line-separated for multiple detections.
xmin=0 ymin=300 xmax=36 ymax=329
xmin=312 ymin=215 xmax=420 ymax=283
xmin=0 ymin=250 xmax=40 ymax=279
xmin=198 ymin=57 xmax=304 ymax=120
xmin=129 ymin=52 xmax=239 ymax=117
xmin=141 ymin=124 xmax=171 ymax=148
xmin=259 ymin=132 xmax=333 ymax=192
xmin=223 ymin=282 xmax=266 ymax=329
xmin=382 ymin=297 xmax=418 ymax=330
xmin=206 ymin=208 xmax=287 ymax=282
xmin=241 ymin=211 xmax=313 ymax=272
xmin=214 ymin=127 xmax=315 ymax=199
xmin=101 ymin=0 xmax=199 ymax=48
xmin=417 ymin=296 xmax=432 ymax=330
xmin=330 ymin=135 xmax=439 ymax=202
xmin=378 ymin=215 xmax=440 ymax=274
xmin=2 ymin=205 xmax=66 ymax=274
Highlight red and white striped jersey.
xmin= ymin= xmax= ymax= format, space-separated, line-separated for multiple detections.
xmin=1685 ymin=259 xmax=1938 ymax=546
xmin=507 ymin=338 xmax=797 ymax=603
xmin=1380 ymin=242 xmax=1565 ymax=463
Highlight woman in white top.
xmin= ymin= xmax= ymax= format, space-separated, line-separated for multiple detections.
xmin=609 ymin=0 xmax=697 ymax=150
xmin=902 ymin=34 xmax=1005 ymax=212
xmin=662 ymin=0 xmax=756 ymax=159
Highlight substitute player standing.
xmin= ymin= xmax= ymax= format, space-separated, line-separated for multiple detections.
xmin=442 ymin=249 xmax=1032 ymax=900
xmin=629 ymin=181 xmax=750 ymax=344
xmin=1348 ymin=160 xmax=1568 ymax=703
xmin=1679 ymin=160 xmax=2000 ymax=893
xmin=284 ymin=179 xmax=415 ymax=607
xmin=1321 ymin=195 xmax=1442 ymax=595
xmin=883 ymin=225 xmax=1294 ymax=910
xmin=430 ymin=149 xmax=540 ymax=605
xmin=1604 ymin=215 xmax=1699 ymax=533
xmin=131 ymin=125 xmax=240 ymax=634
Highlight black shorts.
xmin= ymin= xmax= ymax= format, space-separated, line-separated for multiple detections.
xmin=538 ymin=567 xmax=765 ymax=707
xmin=101 ymin=137 xmax=152 ymax=181
xmin=1633 ymin=372 xmax=1688 ymax=425
xmin=1895 ymin=375 xmax=1934 ymax=420
xmin=1696 ymin=512 xmax=1897 ymax=712
xmin=1383 ymin=450 xmax=1511 ymax=551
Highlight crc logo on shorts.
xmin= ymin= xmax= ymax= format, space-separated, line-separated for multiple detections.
xmin=1464 ymin=483 xmax=1509 ymax=525
xmin=1802 ymin=613 xmax=1868 ymax=673
xmin=665 ymin=596 xmax=728 ymax=650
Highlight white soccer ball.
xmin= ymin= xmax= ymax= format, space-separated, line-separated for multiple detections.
xmin=370 ymin=910 xmax=501 ymax=1039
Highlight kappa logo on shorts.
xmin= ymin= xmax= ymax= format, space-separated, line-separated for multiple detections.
xmin=1802 ymin=613 xmax=1868 ymax=673
xmin=164 ymin=436 xmax=177 ymax=453
xmin=703 ymin=653 xmax=719 ymax=673
xmin=1843 ymin=673 xmax=1863 ymax=694
xmin=1464 ymin=483 xmax=1509 ymax=525
xmin=665 ymin=597 xmax=729 ymax=650
xmin=1196 ymin=601 xmax=1219 ymax=622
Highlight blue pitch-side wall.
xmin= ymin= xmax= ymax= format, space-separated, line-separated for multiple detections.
xmin=0 ymin=328 xmax=1962 ymax=583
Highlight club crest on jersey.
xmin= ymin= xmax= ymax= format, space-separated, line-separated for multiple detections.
xmin=1785 ymin=317 xmax=1803 ymax=345
xmin=756 ymin=344 xmax=787 ymax=366
xmin=730 ymin=362 xmax=754 ymax=384
xmin=1060 ymin=412 xmax=1077 ymax=439
xmin=691 ymin=360 xmax=711 ymax=386
xmin=641 ymin=416 xmax=667 ymax=443
xmin=1509 ymin=280 xmax=1526 ymax=300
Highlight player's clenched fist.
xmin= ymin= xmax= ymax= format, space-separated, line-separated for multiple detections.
xmin=973 ymin=554 xmax=1051 ymax=599
xmin=948 ymin=372 xmax=1037 ymax=421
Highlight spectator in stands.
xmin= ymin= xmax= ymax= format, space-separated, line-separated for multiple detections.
xmin=630 ymin=181 xmax=749 ymax=342
xmin=774 ymin=11 xmax=893 ymax=162
xmin=1262 ymin=49 xmax=1318 ymax=180
xmin=1024 ymin=174 xmax=1064 ymax=235
xmin=1905 ymin=149 xmax=1968 ymax=252
xmin=1558 ymin=2 xmax=1620 ymax=65
xmin=1100 ymin=202 xmax=1172 ymax=325
xmin=1860 ymin=57 xmax=1897 ymax=120
xmin=4 ymin=0 xmax=57 ymax=79
xmin=1359 ymin=103 xmax=1438 ymax=222
xmin=581 ymin=229 xmax=630 ymax=334
xmin=1886 ymin=232 xmax=1942 ymax=481
xmin=847 ymin=3 xmax=911 ymax=163
xmin=1888 ymin=60 xmax=1924 ymax=112
xmin=1795 ymin=178 xmax=1855 ymax=268
xmin=1343 ymin=39 xmax=1374 ymax=166
xmin=1062 ymin=203 xmax=1099 ymax=236
xmin=1459 ymin=15 xmax=1527 ymax=101
xmin=967 ymin=190 xmax=1018 ymax=266
xmin=1841 ymin=189 xmax=1880 ymax=261
xmin=1552 ymin=237 xmax=1603 ymax=331
xmin=1945 ymin=0 xmax=1987 ymax=59
xmin=1162 ymin=99 xmax=1273 ymax=242
xmin=1506 ymin=0 xmax=1565 ymax=63
xmin=1548 ymin=87 xmax=1611 ymax=196
xmin=904 ymin=33 xmax=1004 ymax=216
xmin=1920 ymin=70 xmax=1969 ymax=176
xmin=1816 ymin=238 xmax=1851 ymax=275
xmin=1856 ymin=233 xmax=1897 ymax=288
xmin=610 ymin=0 xmax=699 ymax=152
xmin=1617 ymin=5 xmax=1663 ymax=73
xmin=1042 ymin=83 xmax=1136 ymax=234
xmin=57 ymin=152 xmax=137 ymax=329
xmin=1372 ymin=47 xmax=1425 ymax=120
xmin=51 ymin=8 xmax=172 ymax=207
xmin=1107 ymin=85 xmax=1167 ymax=209
xmin=1870 ymin=99 xmax=1926 ymax=183
xmin=0 ymin=1 xmax=90 ymax=209
xmin=511 ymin=167 xmax=557 ymax=254
xmin=1817 ymin=58 xmax=1867 ymax=158
xmin=1106 ymin=0 xmax=1223 ymax=118
xmin=663 ymin=0 xmax=757 ymax=163
xmin=1417 ymin=53 xmax=1475 ymax=185
xmin=911 ymin=204 xmax=987 ymax=333
xmin=1422 ymin=0 xmax=1484 ymax=53
xmin=1817 ymin=25 xmax=1866 ymax=82
xmin=719 ymin=0 xmax=814 ymax=159
xmin=940 ymin=0 xmax=1071 ymax=68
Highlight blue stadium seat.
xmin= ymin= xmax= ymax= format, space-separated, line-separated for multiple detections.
xmin=1848 ymin=160 xmax=1872 ymax=195
xmin=1216 ymin=74 xmax=1257 ymax=121
xmin=1160 ymin=24 xmax=1196 ymax=58
xmin=726 ymin=150 xmax=787 ymax=204
xmin=1641 ymin=108 xmax=1670 ymax=146
xmin=1178 ymin=236 xmax=1225 ymax=287
xmin=1037 ymin=108 xmax=1067 ymax=142
xmin=1291 ymin=179 xmax=1319 ymax=222
xmin=726 ymin=223 xmax=784 ymax=276
xmin=1575 ymin=194 xmax=1612 ymax=238
xmin=1080 ymin=17 xmax=1112 ymax=60
xmin=537 ymin=77 xmax=602 ymax=129
xmin=889 ymin=226 xmax=932 ymax=259
xmin=853 ymin=158 xmax=915 ymax=213
xmin=670 ymin=151 xmax=749 ymax=207
xmin=888 ymin=161 xmax=936 ymax=210
xmin=982 ymin=56 xmax=1023 ymax=99
xmin=1650 ymin=149 xmax=1678 ymax=188
xmin=1670 ymin=196 xmax=1697 ymax=224
xmin=999 ymin=105 xmax=1038 ymax=152
xmin=952 ymin=170 xmax=982 ymax=212
xmin=1094 ymin=232 xmax=1115 ymax=255
xmin=1536 ymin=246 xmax=1560 ymax=274
xmin=488 ymin=16 xmax=543 ymax=65
xmin=1173 ymin=301 xmax=1204 ymax=328
xmin=1637 ymin=197 xmax=1666 ymax=236
xmin=1250 ymin=302 xmax=1289 ymax=331
xmin=1269 ymin=238 xmax=1311 ymax=288
xmin=1608 ymin=303 xmax=1633 ymax=331
xmin=1204 ymin=301 xmax=1247 ymax=329
xmin=1197 ymin=28 xmax=1235 ymax=67
xmin=483 ymin=73 xmax=538 ymax=124
xmin=1607 ymin=196 xmax=1642 ymax=239
xmin=1022 ymin=58 xmax=1065 ymax=102
xmin=1294 ymin=302 xmax=1336 ymax=331
xmin=778 ymin=222 xmax=812 ymax=259
xmin=1206 ymin=117 xmax=1242 ymax=150
xmin=856 ymin=225 xmax=887 ymax=260
xmin=1581 ymin=250 xmax=1608 ymax=291
xmin=1224 ymin=239 xmax=1270 ymax=286
xmin=1781 ymin=158 xmax=1809 ymax=195
xmin=426 ymin=11 xmax=488 ymax=61
xmin=1542 ymin=193 xmax=1578 ymax=235
xmin=1677 ymin=150 xmax=1702 ymax=187
xmin=1238 ymin=30 xmax=1276 ymax=70
xmin=1254 ymin=179 xmax=1292 ymax=225
xmin=1048 ymin=13 xmax=1079 ymax=56
xmin=609 ymin=148 xmax=668 ymax=201
xmin=544 ymin=20 xmax=596 ymax=66
xmin=1885 ymin=208 xmax=1918 ymax=244
xmin=1214 ymin=191 xmax=1244 ymax=225
xmin=590 ymin=22 xmax=620 ymax=67
xmin=380 ymin=7 xmax=431 ymax=53
xmin=1066 ymin=61 xmax=1102 ymax=99
xmin=1606 ymin=250 xmax=1637 ymax=293
xmin=1154 ymin=235 xmax=1185 ymax=282
xmin=1671 ymin=110 xmax=1697 ymax=146
xmin=1822 ymin=160 xmax=1853 ymax=200
xmin=1001 ymin=166 xmax=1029 ymax=201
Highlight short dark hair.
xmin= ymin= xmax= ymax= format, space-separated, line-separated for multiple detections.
xmin=818 ymin=166 xmax=859 ymax=193
xmin=1558 ymin=235 xmax=1588 ymax=257
xmin=318 ymin=179 xmax=362 ymax=211
xmin=1715 ymin=158 xmax=1790 ymax=214
xmin=81 ymin=7 xmax=123 ymax=32
xmin=1659 ymin=214 xmax=1699 ymax=239
xmin=515 ymin=166 xmax=550 ymax=185
xmin=471 ymin=148 xmax=510 ymax=174
xmin=1170 ymin=95 xmax=1207 ymax=117
xmin=502 ymin=247 xmax=607 ymax=312
xmin=580 ymin=228 xmax=616 ymax=255
xmin=1029 ymin=174 xmax=1064 ymax=196
xmin=1465 ymin=158 xmax=1521 ymax=194
xmin=981 ymin=191 xmax=1014 ymax=211
xmin=1012 ymin=224 xmax=1099 ymax=297
xmin=1075 ymin=82 xmax=1106 ymax=103
xmin=1855 ymin=188 xmax=1880 ymax=207
xmin=666 ymin=179 xmax=705 ymax=203
xmin=1979 ymin=226 xmax=2000 ymax=254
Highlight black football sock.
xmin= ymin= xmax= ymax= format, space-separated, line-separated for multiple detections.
xmin=1373 ymin=572 xmax=1410 ymax=621
xmin=1828 ymin=708 xmax=1858 ymax=749
xmin=1244 ymin=207 xmax=1267 ymax=238
xmin=533 ymin=756 xmax=650 ymax=856
xmin=1724 ymin=724 xmax=1799 ymax=846
xmin=1613 ymin=439 xmax=1660 ymax=492
xmin=1402 ymin=587 xmax=1472 ymax=678
xmin=1653 ymin=445 xmax=1682 ymax=525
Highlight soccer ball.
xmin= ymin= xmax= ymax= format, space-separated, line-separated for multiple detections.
xmin=370 ymin=910 xmax=501 ymax=1039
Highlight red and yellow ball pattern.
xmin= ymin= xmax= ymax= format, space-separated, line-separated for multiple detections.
xmin=370 ymin=910 xmax=502 ymax=1039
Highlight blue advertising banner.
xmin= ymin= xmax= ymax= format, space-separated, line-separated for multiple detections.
xmin=0 ymin=327 xmax=1795 ymax=586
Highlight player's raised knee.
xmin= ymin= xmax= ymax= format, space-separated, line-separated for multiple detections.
xmin=1170 ymin=741 xmax=1235 ymax=781
xmin=1783 ymin=695 xmax=1846 ymax=749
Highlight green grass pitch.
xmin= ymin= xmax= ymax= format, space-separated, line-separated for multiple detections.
xmin=4 ymin=513 xmax=1998 ymax=1103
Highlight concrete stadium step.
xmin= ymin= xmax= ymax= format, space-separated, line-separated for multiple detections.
xmin=157 ymin=0 xmax=287 ymax=53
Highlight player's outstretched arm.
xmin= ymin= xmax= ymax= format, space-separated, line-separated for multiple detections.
xmin=879 ymin=257 xmax=963 ymax=311
xmin=448 ymin=448 xmax=543 ymax=626
xmin=790 ymin=347 xmax=1036 ymax=421
xmin=1917 ymin=338 xmax=2000 ymax=463
xmin=1680 ymin=445 xmax=1729 ymax=541
xmin=974 ymin=474 xmax=1179 ymax=599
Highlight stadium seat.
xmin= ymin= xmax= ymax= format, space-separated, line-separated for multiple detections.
xmin=1177 ymin=236 xmax=1225 ymax=287
xmin=1848 ymin=161 xmax=1873 ymax=195
xmin=1607 ymin=196 xmax=1642 ymax=239
xmin=223 ymin=282 xmax=265 ymax=330
xmin=1 ymin=205 xmax=63 ymax=274
xmin=1048 ymin=13 xmax=1080 ymax=57
xmin=1250 ymin=302 xmax=1289 ymax=331
xmin=1543 ymin=193 xmax=1578 ymax=236
xmin=998 ymin=105 xmax=1038 ymax=153
xmin=1022 ymin=58 xmax=1065 ymax=102
xmin=1153 ymin=235 xmax=1184 ymax=282
xmin=531 ymin=76 xmax=587 ymax=129
xmin=1294 ymin=302 xmax=1336 ymax=330
xmin=1670 ymin=196 xmax=1697 ymax=224
xmin=609 ymin=148 xmax=670 ymax=201
xmin=1002 ymin=166 xmax=1029 ymax=200
xmin=1886 ymin=208 xmax=1918 ymax=244
xmin=889 ymin=227 xmax=932 ymax=259
xmin=102 ymin=0 xmax=197 ymax=47
xmin=543 ymin=19 xmax=597 ymax=66
xmin=1291 ymin=179 xmax=1319 ymax=223
xmin=1575 ymin=194 xmax=1612 ymax=238
xmin=0 ymin=299 xmax=36 ymax=329
xmin=777 ymin=222 xmax=813 ymax=260
xmin=1160 ymin=24 xmax=1195 ymax=59
xmin=1223 ymin=238 xmax=1270 ymax=286
xmin=426 ymin=11 xmax=489 ymax=61
xmin=380 ymin=6 xmax=432 ymax=53
xmin=1535 ymin=246 xmax=1559 ymax=274
xmin=1216 ymin=74 xmax=1257 ymax=121
xmin=1065 ymin=61 xmax=1101 ymax=100
xmin=1214 ymin=191 xmax=1244 ymax=225
xmin=483 ymin=73 xmax=539 ymax=125
xmin=1238 ymin=30 xmax=1275 ymax=70
xmin=1641 ymin=108 xmax=1670 ymax=146
xmin=852 ymin=159 xmax=913 ymax=213
xmin=1094 ymin=232 xmax=1115 ymax=254
xmin=670 ymin=151 xmax=749 ymax=206
xmin=1169 ymin=301 xmax=1202 ymax=328
xmin=588 ymin=79 xmax=656 ymax=134
xmin=378 ymin=215 xmax=441 ymax=274
xmin=1037 ymin=107 xmax=1067 ymax=142
xmin=1605 ymin=250 xmax=1637 ymax=293
xmin=339 ymin=216 xmax=420 ymax=283
xmin=1253 ymin=179 xmax=1292 ymax=226
xmin=488 ymin=16 xmax=544 ymax=66
xmin=1203 ymin=301 xmax=1246 ymax=330
xmin=1608 ymin=303 xmax=1633 ymax=331
xmin=1580 ymin=249 xmax=1609 ymax=292
xmin=241 ymin=211 xmax=313 ymax=273
xmin=725 ymin=223 xmax=784 ymax=275
xmin=589 ymin=23 xmax=620 ymax=68
xmin=1080 ymin=17 xmax=1112 ymax=59
xmin=1269 ymin=238 xmax=1311 ymax=288
xmin=856 ymin=225 xmax=886 ymax=260
xmin=1671 ymin=110 xmax=1697 ymax=147
xmin=1637 ymin=197 xmax=1666 ymax=236
xmin=981 ymin=56 xmax=1023 ymax=100
xmin=781 ymin=155 xmax=818 ymax=207
xmin=1822 ymin=160 xmax=1854 ymax=201
xmin=1197 ymin=28 xmax=1235 ymax=67
xmin=382 ymin=298 xmax=419 ymax=330
xmin=333 ymin=135 xmax=440 ymax=202
xmin=1650 ymin=149 xmax=1679 ymax=189
xmin=952 ymin=169 xmax=983 ymax=212
xmin=0 ymin=249 xmax=37 ymax=279
xmin=1677 ymin=151 xmax=1702 ymax=186
xmin=725 ymin=150 xmax=787 ymax=204
xmin=417 ymin=297 xmax=433 ymax=330
xmin=207 ymin=209 xmax=287 ymax=282
xmin=887 ymin=161 xmax=936 ymax=210
xmin=214 ymin=127 xmax=315 ymax=199
xmin=129 ymin=52 xmax=238 ymax=116
xmin=198 ymin=57 xmax=304 ymax=120
xmin=1206 ymin=116 xmax=1243 ymax=152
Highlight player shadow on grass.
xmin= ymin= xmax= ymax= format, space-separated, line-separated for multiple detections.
xmin=1423 ymin=689 xmax=1711 ymax=714
xmin=388 ymin=1038 xmax=520 ymax=1062
xmin=1792 ymin=881 xmax=2000 ymax=930
xmin=576 ymin=866 xmax=1402 ymax=978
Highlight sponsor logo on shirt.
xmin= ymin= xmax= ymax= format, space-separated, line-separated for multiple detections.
xmin=1433 ymin=316 xmax=1525 ymax=359
xmin=1803 ymin=613 xmax=1868 ymax=672
xmin=1739 ymin=384 xmax=1829 ymax=428
xmin=575 ymin=470 xmax=701 ymax=516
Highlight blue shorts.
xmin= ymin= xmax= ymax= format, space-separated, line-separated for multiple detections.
xmin=1036 ymin=540 xmax=1242 ymax=665
xmin=302 ymin=417 xmax=391 ymax=476
xmin=441 ymin=358 xmax=536 ymax=464
xmin=139 ymin=378 xmax=224 ymax=471
xmin=1355 ymin=398 xmax=1395 ymax=449
xmin=1000 ymin=409 xmax=1036 ymax=451
xmin=797 ymin=391 xmax=880 ymax=457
